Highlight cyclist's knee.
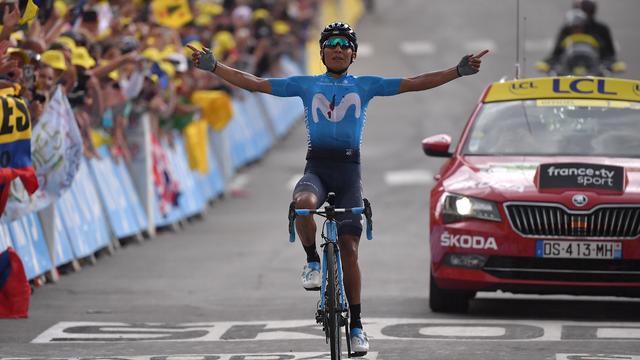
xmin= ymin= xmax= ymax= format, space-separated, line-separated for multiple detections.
xmin=294 ymin=192 xmax=318 ymax=210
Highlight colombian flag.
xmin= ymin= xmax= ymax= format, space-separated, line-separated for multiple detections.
xmin=0 ymin=87 xmax=38 ymax=215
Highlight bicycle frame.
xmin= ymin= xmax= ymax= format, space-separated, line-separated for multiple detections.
xmin=288 ymin=193 xmax=373 ymax=359
xmin=319 ymin=218 xmax=348 ymax=315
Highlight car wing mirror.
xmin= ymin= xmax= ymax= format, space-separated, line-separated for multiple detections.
xmin=422 ymin=134 xmax=452 ymax=157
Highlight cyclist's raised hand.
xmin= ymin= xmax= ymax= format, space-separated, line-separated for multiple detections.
xmin=457 ymin=49 xmax=489 ymax=76
xmin=186 ymin=44 xmax=217 ymax=72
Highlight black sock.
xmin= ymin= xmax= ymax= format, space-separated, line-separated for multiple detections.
xmin=350 ymin=304 xmax=362 ymax=330
xmin=303 ymin=244 xmax=320 ymax=263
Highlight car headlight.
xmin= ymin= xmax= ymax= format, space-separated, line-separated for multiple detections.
xmin=439 ymin=193 xmax=501 ymax=223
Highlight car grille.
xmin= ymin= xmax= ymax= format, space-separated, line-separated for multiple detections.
xmin=505 ymin=203 xmax=640 ymax=239
xmin=484 ymin=256 xmax=640 ymax=282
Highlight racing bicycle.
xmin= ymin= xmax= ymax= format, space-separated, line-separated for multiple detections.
xmin=288 ymin=192 xmax=373 ymax=359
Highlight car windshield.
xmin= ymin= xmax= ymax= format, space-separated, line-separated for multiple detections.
xmin=463 ymin=99 xmax=640 ymax=157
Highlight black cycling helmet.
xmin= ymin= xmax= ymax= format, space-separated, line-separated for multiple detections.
xmin=319 ymin=22 xmax=358 ymax=52
xmin=573 ymin=0 xmax=597 ymax=17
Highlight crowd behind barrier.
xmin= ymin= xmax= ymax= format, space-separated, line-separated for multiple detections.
xmin=0 ymin=0 xmax=366 ymax=317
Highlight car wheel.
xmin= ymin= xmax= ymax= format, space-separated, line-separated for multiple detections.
xmin=429 ymin=272 xmax=475 ymax=313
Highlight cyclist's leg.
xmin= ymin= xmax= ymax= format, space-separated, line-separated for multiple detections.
xmin=293 ymin=171 xmax=326 ymax=248
xmin=334 ymin=162 xmax=365 ymax=330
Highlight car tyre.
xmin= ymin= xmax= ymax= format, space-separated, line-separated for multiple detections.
xmin=429 ymin=272 xmax=474 ymax=313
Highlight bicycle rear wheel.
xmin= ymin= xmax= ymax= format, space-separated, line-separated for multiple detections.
xmin=326 ymin=243 xmax=341 ymax=359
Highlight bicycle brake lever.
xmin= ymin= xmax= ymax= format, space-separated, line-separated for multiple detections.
xmin=363 ymin=198 xmax=373 ymax=240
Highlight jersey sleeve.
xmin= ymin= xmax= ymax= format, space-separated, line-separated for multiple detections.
xmin=268 ymin=76 xmax=308 ymax=97
xmin=359 ymin=76 xmax=402 ymax=100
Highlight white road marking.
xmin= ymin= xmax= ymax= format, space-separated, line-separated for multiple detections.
xmin=556 ymin=355 xmax=640 ymax=360
xmin=384 ymin=170 xmax=433 ymax=186
xmin=357 ymin=42 xmax=374 ymax=57
xmin=597 ymin=328 xmax=640 ymax=339
xmin=464 ymin=39 xmax=497 ymax=53
xmin=419 ymin=326 xmax=506 ymax=337
xmin=2 ymin=354 xmax=379 ymax=360
xmin=288 ymin=174 xmax=304 ymax=191
xmin=32 ymin=318 xmax=640 ymax=343
xmin=525 ymin=38 xmax=553 ymax=52
xmin=399 ymin=41 xmax=436 ymax=55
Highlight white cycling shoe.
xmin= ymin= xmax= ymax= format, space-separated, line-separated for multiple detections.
xmin=350 ymin=327 xmax=369 ymax=356
xmin=301 ymin=261 xmax=321 ymax=291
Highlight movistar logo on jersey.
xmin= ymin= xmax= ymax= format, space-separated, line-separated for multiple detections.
xmin=311 ymin=92 xmax=361 ymax=123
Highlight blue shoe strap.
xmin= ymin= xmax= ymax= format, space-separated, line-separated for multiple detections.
xmin=307 ymin=261 xmax=321 ymax=270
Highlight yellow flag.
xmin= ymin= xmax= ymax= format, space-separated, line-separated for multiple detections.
xmin=190 ymin=90 xmax=234 ymax=132
xmin=151 ymin=0 xmax=193 ymax=29
xmin=182 ymin=120 xmax=208 ymax=174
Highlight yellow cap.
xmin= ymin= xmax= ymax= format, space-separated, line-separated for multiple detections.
xmin=7 ymin=47 xmax=30 ymax=63
xmin=252 ymin=8 xmax=269 ymax=21
xmin=199 ymin=3 xmax=224 ymax=16
xmin=142 ymin=47 xmax=162 ymax=62
xmin=108 ymin=70 xmax=120 ymax=81
xmin=212 ymin=31 xmax=235 ymax=59
xmin=273 ymin=20 xmax=290 ymax=35
xmin=9 ymin=31 xmax=25 ymax=42
xmin=194 ymin=13 xmax=211 ymax=26
xmin=41 ymin=50 xmax=68 ymax=71
xmin=159 ymin=60 xmax=176 ymax=78
xmin=71 ymin=47 xmax=96 ymax=69
xmin=55 ymin=36 xmax=77 ymax=51
xmin=54 ymin=0 xmax=68 ymax=17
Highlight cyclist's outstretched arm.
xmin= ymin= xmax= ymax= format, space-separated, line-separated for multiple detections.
xmin=187 ymin=44 xmax=272 ymax=94
xmin=398 ymin=49 xmax=489 ymax=93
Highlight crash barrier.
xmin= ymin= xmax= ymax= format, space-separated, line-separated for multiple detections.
xmin=0 ymin=84 xmax=305 ymax=282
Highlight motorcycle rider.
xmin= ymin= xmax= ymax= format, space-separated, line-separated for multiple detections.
xmin=536 ymin=0 xmax=625 ymax=74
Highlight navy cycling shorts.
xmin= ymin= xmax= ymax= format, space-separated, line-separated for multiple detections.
xmin=293 ymin=159 xmax=363 ymax=237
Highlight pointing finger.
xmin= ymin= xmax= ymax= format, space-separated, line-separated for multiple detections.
xmin=186 ymin=44 xmax=200 ymax=53
xmin=473 ymin=49 xmax=490 ymax=59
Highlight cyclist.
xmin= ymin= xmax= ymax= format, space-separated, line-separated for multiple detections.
xmin=188 ymin=22 xmax=487 ymax=355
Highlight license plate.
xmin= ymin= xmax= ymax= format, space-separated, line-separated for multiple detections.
xmin=536 ymin=240 xmax=622 ymax=259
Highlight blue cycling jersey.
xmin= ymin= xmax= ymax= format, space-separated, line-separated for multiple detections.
xmin=269 ymin=73 xmax=402 ymax=151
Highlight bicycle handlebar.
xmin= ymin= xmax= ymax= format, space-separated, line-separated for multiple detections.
xmin=288 ymin=197 xmax=373 ymax=242
xmin=295 ymin=207 xmax=365 ymax=216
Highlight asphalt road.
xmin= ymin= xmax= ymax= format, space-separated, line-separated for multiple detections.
xmin=2 ymin=1 xmax=640 ymax=359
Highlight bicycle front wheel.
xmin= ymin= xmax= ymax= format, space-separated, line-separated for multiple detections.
xmin=326 ymin=243 xmax=341 ymax=359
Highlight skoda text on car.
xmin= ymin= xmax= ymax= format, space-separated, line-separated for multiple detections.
xmin=423 ymin=76 xmax=640 ymax=313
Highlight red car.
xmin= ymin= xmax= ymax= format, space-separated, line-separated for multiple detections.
xmin=423 ymin=76 xmax=640 ymax=312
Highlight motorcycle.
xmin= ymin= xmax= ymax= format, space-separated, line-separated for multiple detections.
xmin=535 ymin=33 xmax=626 ymax=77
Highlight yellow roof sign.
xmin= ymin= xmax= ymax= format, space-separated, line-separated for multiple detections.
xmin=484 ymin=77 xmax=640 ymax=103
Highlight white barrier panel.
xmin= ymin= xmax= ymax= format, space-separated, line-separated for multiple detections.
xmin=88 ymin=147 xmax=141 ymax=239
xmin=168 ymin=134 xmax=205 ymax=218
xmin=126 ymin=113 xmax=155 ymax=236
xmin=56 ymin=188 xmax=93 ymax=258
xmin=113 ymin=159 xmax=148 ymax=232
xmin=7 ymin=213 xmax=52 ymax=280
xmin=69 ymin=160 xmax=111 ymax=252
xmin=243 ymin=92 xmax=274 ymax=157
xmin=38 ymin=205 xmax=74 ymax=267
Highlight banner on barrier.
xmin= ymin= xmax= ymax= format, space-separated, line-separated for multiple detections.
xmin=69 ymin=160 xmax=111 ymax=252
xmin=89 ymin=147 xmax=141 ymax=239
xmin=4 ymin=86 xmax=82 ymax=222
xmin=55 ymin=191 xmax=92 ymax=259
xmin=170 ymin=135 xmax=205 ymax=217
xmin=7 ymin=213 xmax=52 ymax=280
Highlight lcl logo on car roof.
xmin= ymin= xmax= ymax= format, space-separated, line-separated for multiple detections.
xmin=572 ymin=194 xmax=589 ymax=207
